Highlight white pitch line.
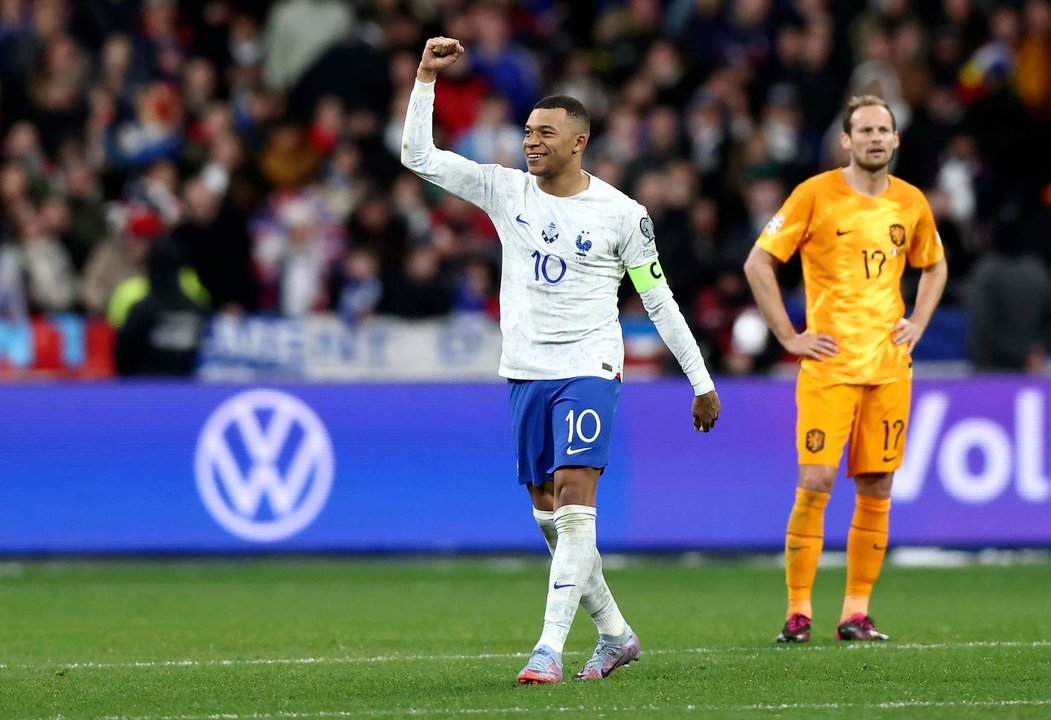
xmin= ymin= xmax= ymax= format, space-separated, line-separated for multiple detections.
xmin=4 ymin=639 xmax=1049 ymax=673
xmin=56 ymin=697 xmax=1051 ymax=720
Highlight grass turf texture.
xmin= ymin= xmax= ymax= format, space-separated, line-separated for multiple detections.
xmin=1 ymin=556 xmax=1049 ymax=719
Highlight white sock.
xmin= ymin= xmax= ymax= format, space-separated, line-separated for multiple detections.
xmin=532 ymin=507 xmax=559 ymax=555
xmin=535 ymin=504 xmax=598 ymax=654
xmin=588 ymin=551 xmax=628 ymax=641
xmin=533 ymin=507 xmax=627 ymax=640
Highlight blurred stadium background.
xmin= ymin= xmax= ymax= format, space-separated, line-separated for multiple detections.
xmin=0 ymin=0 xmax=1047 ymax=555
xmin=2 ymin=2 xmax=1050 ymax=718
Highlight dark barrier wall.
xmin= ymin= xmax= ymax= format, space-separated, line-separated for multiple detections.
xmin=0 ymin=378 xmax=1047 ymax=553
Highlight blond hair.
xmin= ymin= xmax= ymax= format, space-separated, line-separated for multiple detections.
xmin=842 ymin=95 xmax=896 ymax=134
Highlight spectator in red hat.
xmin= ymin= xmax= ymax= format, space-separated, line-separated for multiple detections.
xmin=80 ymin=202 xmax=162 ymax=320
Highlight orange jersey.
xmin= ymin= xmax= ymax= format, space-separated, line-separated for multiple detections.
xmin=756 ymin=169 xmax=945 ymax=384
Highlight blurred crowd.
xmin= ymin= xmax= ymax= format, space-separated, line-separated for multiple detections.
xmin=1 ymin=0 xmax=1050 ymax=375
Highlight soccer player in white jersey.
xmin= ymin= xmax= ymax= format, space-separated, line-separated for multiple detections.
xmin=402 ymin=37 xmax=721 ymax=684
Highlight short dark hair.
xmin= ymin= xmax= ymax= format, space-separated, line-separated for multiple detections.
xmin=532 ymin=95 xmax=590 ymax=133
xmin=842 ymin=95 xmax=896 ymax=134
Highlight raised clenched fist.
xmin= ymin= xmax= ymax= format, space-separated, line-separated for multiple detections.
xmin=417 ymin=37 xmax=465 ymax=82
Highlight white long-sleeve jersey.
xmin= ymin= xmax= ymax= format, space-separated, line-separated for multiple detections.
xmin=401 ymin=79 xmax=713 ymax=394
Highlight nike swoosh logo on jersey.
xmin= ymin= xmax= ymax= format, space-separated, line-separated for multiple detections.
xmin=553 ymin=582 xmax=575 ymax=589
xmin=836 ymin=229 xmax=854 ymax=236
xmin=566 ymin=447 xmax=591 ymax=455
xmin=516 ymin=214 xmax=530 ymax=226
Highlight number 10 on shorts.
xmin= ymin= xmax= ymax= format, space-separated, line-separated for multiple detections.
xmin=566 ymin=408 xmax=602 ymax=444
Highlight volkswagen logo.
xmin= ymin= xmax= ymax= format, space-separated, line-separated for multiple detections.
xmin=195 ymin=389 xmax=334 ymax=542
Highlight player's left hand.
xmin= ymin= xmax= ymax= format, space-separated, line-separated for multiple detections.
xmin=892 ymin=317 xmax=925 ymax=353
xmin=692 ymin=390 xmax=720 ymax=433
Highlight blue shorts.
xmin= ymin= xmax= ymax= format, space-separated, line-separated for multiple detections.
xmin=508 ymin=377 xmax=621 ymax=486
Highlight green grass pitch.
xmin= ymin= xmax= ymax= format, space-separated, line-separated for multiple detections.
xmin=1 ymin=555 xmax=1049 ymax=719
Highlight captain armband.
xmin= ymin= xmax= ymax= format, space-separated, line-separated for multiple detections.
xmin=627 ymin=260 xmax=667 ymax=293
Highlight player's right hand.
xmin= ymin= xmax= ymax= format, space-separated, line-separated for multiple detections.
xmin=784 ymin=331 xmax=838 ymax=361
xmin=417 ymin=37 xmax=464 ymax=82
xmin=692 ymin=390 xmax=720 ymax=433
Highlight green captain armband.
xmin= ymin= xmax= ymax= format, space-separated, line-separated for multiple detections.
xmin=628 ymin=260 xmax=667 ymax=293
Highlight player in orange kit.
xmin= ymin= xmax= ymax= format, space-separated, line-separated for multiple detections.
xmin=743 ymin=95 xmax=948 ymax=643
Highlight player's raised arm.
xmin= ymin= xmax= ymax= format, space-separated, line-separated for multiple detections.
xmin=400 ymin=37 xmax=499 ymax=211
xmin=416 ymin=36 xmax=464 ymax=82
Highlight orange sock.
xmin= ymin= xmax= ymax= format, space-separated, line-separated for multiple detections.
xmin=842 ymin=494 xmax=891 ymax=621
xmin=785 ymin=488 xmax=829 ymax=620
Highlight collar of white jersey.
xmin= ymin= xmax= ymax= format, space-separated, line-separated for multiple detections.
xmin=530 ymin=170 xmax=595 ymax=199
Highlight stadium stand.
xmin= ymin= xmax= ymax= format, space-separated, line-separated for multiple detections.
xmin=0 ymin=0 xmax=1049 ymax=378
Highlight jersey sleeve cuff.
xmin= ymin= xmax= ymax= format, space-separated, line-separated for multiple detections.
xmin=413 ymin=78 xmax=436 ymax=93
xmin=689 ymin=372 xmax=715 ymax=395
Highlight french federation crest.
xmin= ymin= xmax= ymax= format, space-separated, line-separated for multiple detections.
xmin=541 ymin=222 xmax=559 ymax=244
xmin=889 ymin=224 xmax=906 ymax=247
xmin=575 ymin=231 xmax=592 ymax=258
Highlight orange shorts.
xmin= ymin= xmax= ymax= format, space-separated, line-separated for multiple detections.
xmin=795 ymin=371 xmax=912 ymax=477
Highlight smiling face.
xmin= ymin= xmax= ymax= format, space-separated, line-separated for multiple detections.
xmin=841 ymin=104 xmax=899 ymax=173
xmin=522 ymin=108 xmax=588 ymax=180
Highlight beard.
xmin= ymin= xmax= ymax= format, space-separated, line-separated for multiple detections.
xmin=853 ymin=148 xmax=893 ymax=173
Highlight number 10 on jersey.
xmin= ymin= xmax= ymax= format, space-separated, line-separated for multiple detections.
xmin=532 ymin=250 xmax=566 ymax=284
